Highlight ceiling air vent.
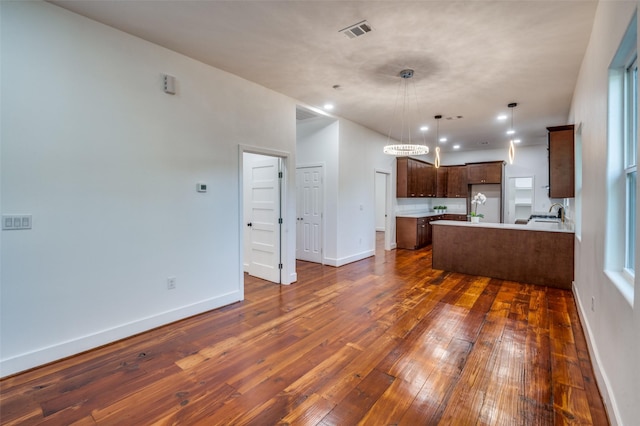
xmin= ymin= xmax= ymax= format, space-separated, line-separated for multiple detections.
xmin=339 ymin=20 xmax=372 ymax=39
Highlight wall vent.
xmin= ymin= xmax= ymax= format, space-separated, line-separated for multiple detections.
xmin=339 ymin=20 xmax=373 ymax=39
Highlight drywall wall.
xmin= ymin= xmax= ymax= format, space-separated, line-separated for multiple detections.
xmin=569 ymin=2 xmax=640 ymax=424
xmin=296 ymin=116 xmax=339 ymax=263
xmin=296 ymin=116 xmax=395 ymax=266
xmin=336 ymin=119 xmax=395 ymax=266
xmin=0 ymin=1 xmax=296 ymax=376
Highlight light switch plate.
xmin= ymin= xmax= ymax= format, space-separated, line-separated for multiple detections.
xmin=2 ymin=215 xmax=32 ymax=230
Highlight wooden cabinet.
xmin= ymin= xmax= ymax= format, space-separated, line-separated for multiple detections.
xmin=446 ymin=166 xmax=468 ymax=198
xmin=397 ymin=215 xmax=449 ymax=249
xmin=548 ymin=125 xmax=575 ymax=198
xmin=444 ymin=214 xmax=468 ymax=221
xmin=397 ymin=157 xmax=436 ymax=198
xmin=467 ymin=161 xmax=504 ymax=184
xmin=426 ymin=215 xmax=445 ymax=245
xmin=436 ymin=167 xmax=448 ymax=198
xmin=396 ymin=217 xmax=430 ymax=249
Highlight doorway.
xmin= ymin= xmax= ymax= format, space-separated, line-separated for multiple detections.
xmin=506 ymin=176 xmax=534 ymax=224
xmin=243 ymin=151 xmax=284 ymax=284
xmin=296 ymin=165 xmax=323 ymax=263
xmin=375 ymin=170 xmax=392 ymax=252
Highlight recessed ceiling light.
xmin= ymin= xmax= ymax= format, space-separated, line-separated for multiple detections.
xmin=497 ymin=114 xmax=507 ymax=120
xmin=420 ymin=126 xmax=429 ymax=132
xmin=439 ymin=137 xmax=447 ymax=142
xmin=506 ymin=129 xmax=515 ymax=135
xmin=514 ymin=139 xmax=521 ymax=143
xmin=324 ymin=103 xmax=334 ymax=110
xmin=453 ymin=144 xmax=460 ymax=150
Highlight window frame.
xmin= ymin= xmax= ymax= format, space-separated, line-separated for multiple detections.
xmin=605 ymin=13 xmax=637 ymax=304
xmin=624 ymin=54 xmax=637 ymax=279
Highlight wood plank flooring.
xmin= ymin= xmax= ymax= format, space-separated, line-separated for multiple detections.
xmin=0 ymin=238 xmax=608 ymax=425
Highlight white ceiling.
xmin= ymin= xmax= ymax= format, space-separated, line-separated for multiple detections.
xmin=49 ymin=0 xmax=598 ymax=152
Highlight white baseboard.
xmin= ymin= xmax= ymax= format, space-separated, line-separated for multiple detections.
xmin=324 ymin=249 xmax=375 ymax=267
xmin=572 ymin=283 xmax=618 ymax=426
xmin=0 ymin=291 xmax=242 ymax=378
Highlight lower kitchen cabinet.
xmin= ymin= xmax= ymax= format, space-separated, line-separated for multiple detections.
xmin=444 ymin=214 xmax=468 ymax=222
xmin=396 ymin=217 xmax=429 ymax=249
xmin=397 ymin=215 xmax=448 ymax=249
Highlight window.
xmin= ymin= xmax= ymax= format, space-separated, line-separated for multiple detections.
xmin=624 ymin=56 xmax=637 ymax=275
xmin=606 ymin=13 xmax=637 ymax=300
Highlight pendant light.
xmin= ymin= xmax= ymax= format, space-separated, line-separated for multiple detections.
xmin=434 ymin=115 xmax=442 ymax=168
xmin=383 ymin=69 xmax=429 ymax=156
xmin=507 ymin=102 xmax=518 ymax=164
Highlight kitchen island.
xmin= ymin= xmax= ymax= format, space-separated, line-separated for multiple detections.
xmin=431 ymin=220 xmax=574 ymax=289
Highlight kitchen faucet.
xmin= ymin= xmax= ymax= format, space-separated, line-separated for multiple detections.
xmin=549 ymin=203 xmax=565 ymax=223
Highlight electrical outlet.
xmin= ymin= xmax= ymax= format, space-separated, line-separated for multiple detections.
xmin=167 ymin=277 xmax=176 ymax=290
xmin=591 ymin=296 xmax=595 ymax=312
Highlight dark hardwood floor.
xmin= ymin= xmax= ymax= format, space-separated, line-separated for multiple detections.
xmin=0 ymin=234 xmax=608 ymax=425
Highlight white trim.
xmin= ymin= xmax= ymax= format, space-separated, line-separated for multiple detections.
xmin=324 ymin=249 xmax=374 ymax=267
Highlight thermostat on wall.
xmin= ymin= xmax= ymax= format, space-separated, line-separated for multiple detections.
xmin=196 ymin=183 xmax=207 ymax=193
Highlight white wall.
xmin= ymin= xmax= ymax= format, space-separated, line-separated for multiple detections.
xmin=296 ymin=117 xmax=339 ymax=263
xmin=0 ymin=1 xmax=297 ymax=376
xmin=569 ymin=2 xmax=640 ymax=424
xmin=297 ymin=116 xmax=395 ymax=266
xmin=337 ymin=119 xmax=395 ymax=265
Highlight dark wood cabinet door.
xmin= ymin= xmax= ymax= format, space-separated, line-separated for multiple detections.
xmin=396 ymin=217 xmax=418 ymax=248
xmin=447 ymin=166 xmax=468 ymax=198
xmin=424 ymin=163 xmax=436 ymax=197
xmin=397 ymin=157 xmax=436 ymax=198
xmin=396 ymin=157 xmax=409 ymax=197
xmin=548 ymin=125 xmax=575 ymax=198
xmin=436 ymin=167 xmax=448 ymax=197
xmin=482 ymin=163 xmax=503 ymax=184
xmin=467 ymin=162 xmax=503 ymax=184
xmin=418 ymin=219 xmax=429 ymax=247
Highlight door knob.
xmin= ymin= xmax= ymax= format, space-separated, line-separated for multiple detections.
xmin=247 ymin=222 xmax=252 ymax=227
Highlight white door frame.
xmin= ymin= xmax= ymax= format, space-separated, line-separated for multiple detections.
xmin=375 ymin=168 xmax=393 ymax=251
xmin=239 ymin=145 xmax=292 ymax=287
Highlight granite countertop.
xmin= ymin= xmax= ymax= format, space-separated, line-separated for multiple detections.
xmin=431 ymin=219 xmax=575 ymax=234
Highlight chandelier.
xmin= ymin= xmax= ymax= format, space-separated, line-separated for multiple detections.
xmin=383 ymin=69 xmax=429 ymax=156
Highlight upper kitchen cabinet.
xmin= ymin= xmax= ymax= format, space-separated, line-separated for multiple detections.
xmin=548 ymin=125 xmax=575 ymax=198
xmin=446 ymin=166 xmax=468 ymax=198
xmin=466 ymin=161 xmax=504 ymax=184
xmin=436 ymin=167 xmax=448 ymax=198
xmin=397 ymin=157 xmax=436 ymax=197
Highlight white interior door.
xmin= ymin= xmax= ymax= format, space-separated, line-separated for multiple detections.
xmin=296 ymin=166 xmax=323 ymax=263
xmin=248 ymin=156 xmax=281 ymax=283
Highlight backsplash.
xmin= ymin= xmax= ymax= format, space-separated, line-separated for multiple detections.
xmin=396 ymin=198 xmax=467 ymax=214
